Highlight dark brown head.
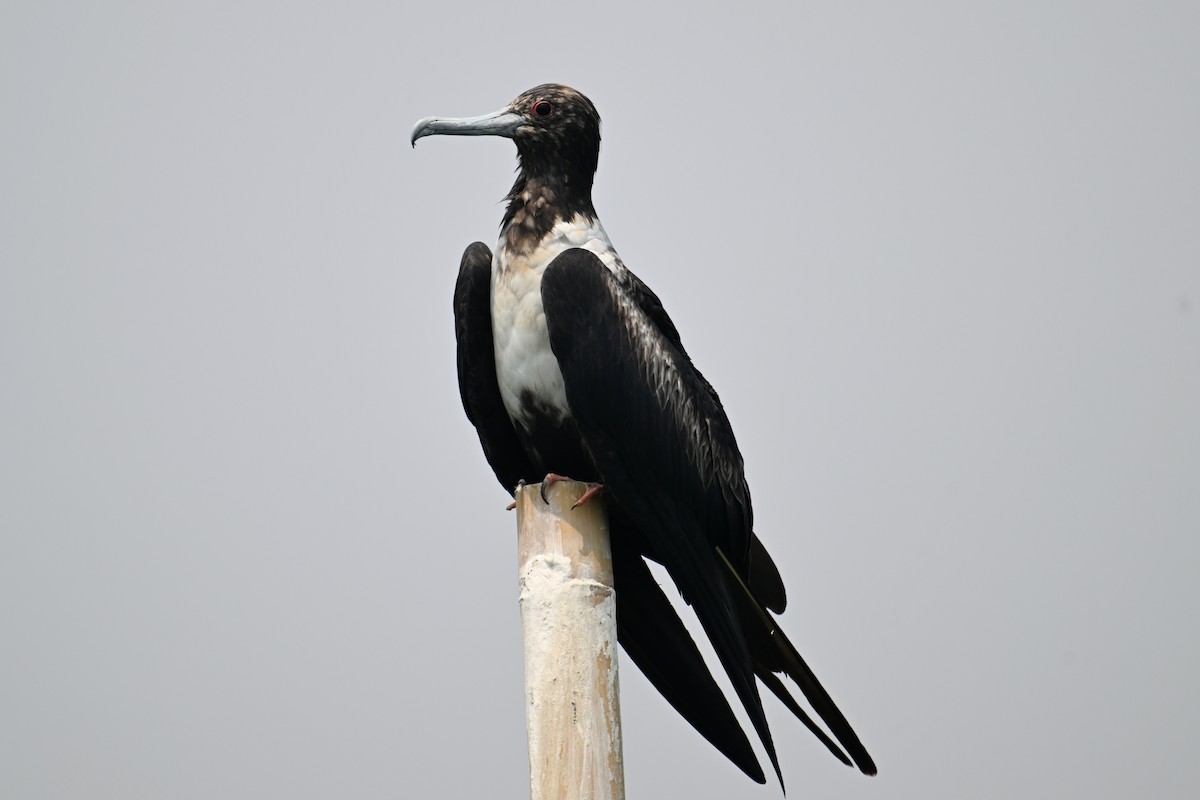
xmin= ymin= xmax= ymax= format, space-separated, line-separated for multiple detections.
xmin=412 ymin=84 xmax=602 ymax=227
xmin=501 ymin=84 xmax=601 ymax=183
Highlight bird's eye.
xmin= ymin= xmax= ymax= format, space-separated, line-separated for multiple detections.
xmin=532 ymin=100 xmax=554 ymax=118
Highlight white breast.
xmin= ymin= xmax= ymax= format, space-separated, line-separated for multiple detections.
xmin=492 ymin=214 xmax=624 ymax=430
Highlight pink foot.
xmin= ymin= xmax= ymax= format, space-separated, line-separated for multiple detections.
xmin=539 ymin=473 xmax=573 ymax=504
xmin=538 ymin=473 xmax=606 ymax=509
xmin=506 ymin=479 xmax=527 ymax=511
xmin=571 ymin=483 xmax=607 ymax=509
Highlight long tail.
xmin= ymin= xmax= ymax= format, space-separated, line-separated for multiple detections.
xmin=719 ymin=548 xmax=878 ymax=776
xmin=612 ymin=532 xmax=766 ymax=783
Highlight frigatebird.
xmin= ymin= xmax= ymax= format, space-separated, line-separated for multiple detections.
xmin=412 ymin=84 xmax=875 ymax=787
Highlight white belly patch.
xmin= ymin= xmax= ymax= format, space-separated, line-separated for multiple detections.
xmin=491 ymin=214 xmax=624 ymax=430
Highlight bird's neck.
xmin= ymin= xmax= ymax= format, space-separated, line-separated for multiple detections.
xmin=501 ymin=156 xmax=596 ymax=255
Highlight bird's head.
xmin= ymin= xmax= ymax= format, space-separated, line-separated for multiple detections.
xmin=411 ymin=84 xmax=601 ymax=184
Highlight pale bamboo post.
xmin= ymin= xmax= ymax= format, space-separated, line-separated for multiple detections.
xmin=515 ymin=481 xmax=625 ymax=800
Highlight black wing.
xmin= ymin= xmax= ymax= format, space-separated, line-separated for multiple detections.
xmin=542 ymin=248 xmax=876 ymax=782
xmin=619 ymin=267 xmax=787 ymax=613
xmin=453 ymin=242 xmax=534 ymax=493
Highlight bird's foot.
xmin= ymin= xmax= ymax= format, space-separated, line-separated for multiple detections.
xmin=539 ymin=473 xmax=573 ymax=504
xmin=538 ymin=473 xmax=606 ymax=508
xmin=571 ymin=483 xmax=606 ymax=509
xmin=506 ymin=480 xmax=526 ymax=511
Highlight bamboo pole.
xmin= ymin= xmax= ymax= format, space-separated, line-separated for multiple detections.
xmin=515 ymin=481 xmax=625 ymax=800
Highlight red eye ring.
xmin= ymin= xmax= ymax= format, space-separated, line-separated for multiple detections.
xmin=532 ymin=100 xmax=554 ymax=118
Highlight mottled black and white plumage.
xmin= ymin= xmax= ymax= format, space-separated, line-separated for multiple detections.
xmin=412 ymin=84 xmax=875 ymax=787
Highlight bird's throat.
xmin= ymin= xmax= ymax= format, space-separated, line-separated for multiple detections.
xmin=502 ymin=160 xmax=596 ymax=255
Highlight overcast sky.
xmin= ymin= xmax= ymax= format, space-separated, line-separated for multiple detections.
xmin=2 ymin=2 xmax=1197 ymax=798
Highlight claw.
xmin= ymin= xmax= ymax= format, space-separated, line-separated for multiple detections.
xmin=505 ymin=479 xmax=526 ymax=510
xmin=571 ymin=483 xmax=606 ymax=509
xmin=539 ymin=473 xmax=572 ymax=504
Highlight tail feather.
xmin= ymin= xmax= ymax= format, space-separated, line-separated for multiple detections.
xmin=612 ymin=533 xmax=766 ymax=783
xmin=689 ymin=576 xmax=787 ymax=790
xmin=603 ymin=486 xmax=789 ymax=789
xmin=757 ymin=669 xmax=853 ymax=767
xmin=759 ymin=619 xmax=877 ymax=775
xmin=718 ymin=548 xmax=878 ymax=776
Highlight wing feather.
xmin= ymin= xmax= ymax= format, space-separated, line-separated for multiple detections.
xmin=541 ymin=248 xmax=875 ymax=781
xmin=541 ymin=248 xmax=785 ymax=785
xmin=453 ymin=242 xmax=534 ymax=493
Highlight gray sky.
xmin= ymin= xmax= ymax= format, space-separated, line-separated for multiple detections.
xmin=2 ymin=2 xmax=1197 ymax=798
